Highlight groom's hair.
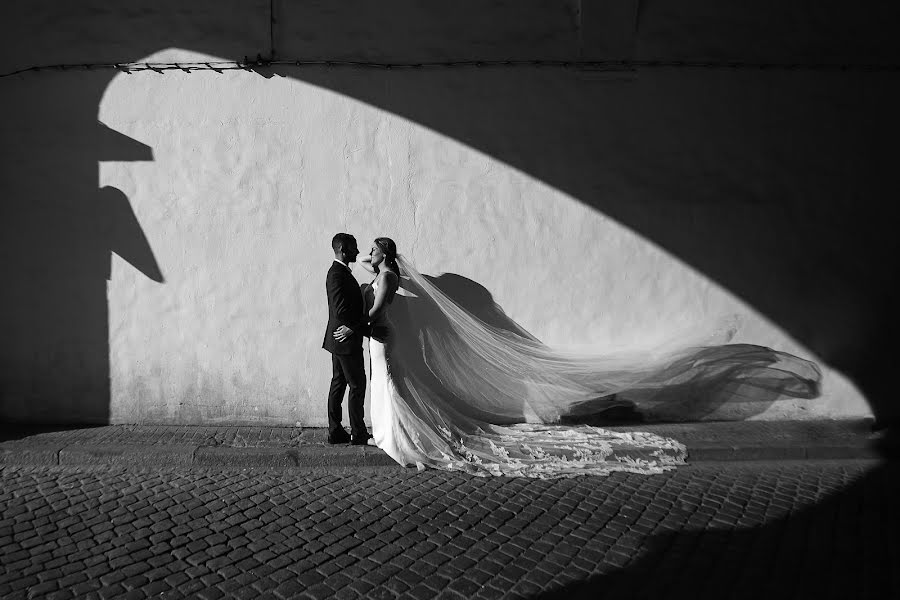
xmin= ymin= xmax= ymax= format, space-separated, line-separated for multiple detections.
xmin=332 ymin=233 xmax=356 ymax=253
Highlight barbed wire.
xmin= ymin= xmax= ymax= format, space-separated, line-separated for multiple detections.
xmin=2 ymin=56 xmax=898 ymax=79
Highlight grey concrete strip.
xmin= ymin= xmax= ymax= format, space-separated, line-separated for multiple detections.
xmin=57 ymin=444 xmax=196 ymax=468
xmin=0 ymin=440 xmax=881 ymax=470
xmin=689 ymin=445 xmax=807 ymax=462
xmin=685 ymin=444 xmax=882 ymax=462
xmin=609 ymin=419 xmax=876 ymax=446
xmin=194 ymin=445 xmax=400 ymax=469
xmin=0 ymin=419 xmax=886 ymax=469
xmin=193 ymin=446 xmax=300 ymax=469
xmin=283 ymin=446 xmax=400 ymax=468
xmin=804 ymin=443 xmax=883 ymax=460
xmin=0 ymin=444 xmax=62 ymax=466
xmin=0 ymin=424 xmax=316 ymax=448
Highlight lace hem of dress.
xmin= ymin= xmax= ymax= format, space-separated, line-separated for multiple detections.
xmin=408 ymin=423 xmax=687 ymax=479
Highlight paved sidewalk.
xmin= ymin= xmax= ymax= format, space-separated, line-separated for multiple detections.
xmin=0 ymin=460 xmax=895 ymax=599
xmin=0 ymin=419 xmax=885 ymax=470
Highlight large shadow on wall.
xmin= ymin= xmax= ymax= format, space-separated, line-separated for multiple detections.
xmin=0 ymin=1 xmax=260 ymax=424
xmin=1 ymin=0 xmax=898 ymax=435
xmin=0 ymin=81 xmax=162 ymax=423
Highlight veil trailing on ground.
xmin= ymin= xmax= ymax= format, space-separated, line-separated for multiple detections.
xmin=371 ymin=256 xmax=821 ymax=477
xmin=394 ymin=255 xmax=821 ymax=425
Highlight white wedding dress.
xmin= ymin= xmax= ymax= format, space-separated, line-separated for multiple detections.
xmin=367 ymin=257 xmax=820 ymax=479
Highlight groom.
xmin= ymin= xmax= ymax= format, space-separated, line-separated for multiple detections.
xmin=323 ymin=233 xmax=371 ymax=445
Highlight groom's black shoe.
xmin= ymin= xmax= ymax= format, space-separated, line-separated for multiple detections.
xmin=327 ymin=429 xmax=351 ymax=444
xmin=350 ymin=432 xmax=372 ymax=446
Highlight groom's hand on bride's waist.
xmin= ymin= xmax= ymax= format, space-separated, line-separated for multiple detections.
xmin=333 ymin=325 xmax=353 ymax=342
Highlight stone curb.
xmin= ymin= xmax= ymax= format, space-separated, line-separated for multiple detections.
xmin=0 ymin=443 xmax=402 ymax=469
xmin=0 ymin=440 xmax=884 ymax=469
xmin=686 ymin=443 xmax=883 ymax=462
xmin=59 ymin=444 xmax=197 ymax=468
xmin=194 ymin=446 xmax=400 ymax=469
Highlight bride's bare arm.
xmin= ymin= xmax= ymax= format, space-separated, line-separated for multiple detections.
xmin=368 ymin=271 xmax=398 ymax=319
xmin=358 ymin=256 xmax=376 ymax=274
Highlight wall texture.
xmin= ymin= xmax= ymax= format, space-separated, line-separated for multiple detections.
xmin=2 ymin=1 xmax=898 ymax=426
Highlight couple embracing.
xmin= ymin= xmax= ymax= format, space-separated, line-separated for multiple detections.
xmin=323 ymin=232 xmax=822 ymax=479
xmin=322 ymin=233 xmax=399 ymax=448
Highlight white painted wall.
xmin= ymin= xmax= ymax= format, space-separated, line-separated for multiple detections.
xmin=95 ymin=49 xmax=865 ymax=425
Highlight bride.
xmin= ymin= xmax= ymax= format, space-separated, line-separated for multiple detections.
xmin=345 ymin=237 xmax=821 ymax=479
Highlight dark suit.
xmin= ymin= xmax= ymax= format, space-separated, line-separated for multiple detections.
xmin=323 ymin=261 xmax=368 ymax=439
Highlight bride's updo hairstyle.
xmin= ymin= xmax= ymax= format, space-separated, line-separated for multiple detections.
xmin=374 ymin=237 xmax=401 ymax=276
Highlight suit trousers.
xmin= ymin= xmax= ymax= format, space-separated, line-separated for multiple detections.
xmin=328 ymin=350 xmax=367 ymax=437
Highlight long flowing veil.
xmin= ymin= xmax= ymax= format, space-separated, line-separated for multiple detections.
xmin=373 ymin=256 xmax=821 ymax=477
xmin=394 ymin=255 xmax=821 ymax=425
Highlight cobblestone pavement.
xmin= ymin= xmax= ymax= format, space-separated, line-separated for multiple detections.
xmin=0 ymin=460 xmax=896 ymax=600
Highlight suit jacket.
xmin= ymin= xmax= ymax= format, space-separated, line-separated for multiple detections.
xmin=323 ymin=261 xmax=368 ymax=354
